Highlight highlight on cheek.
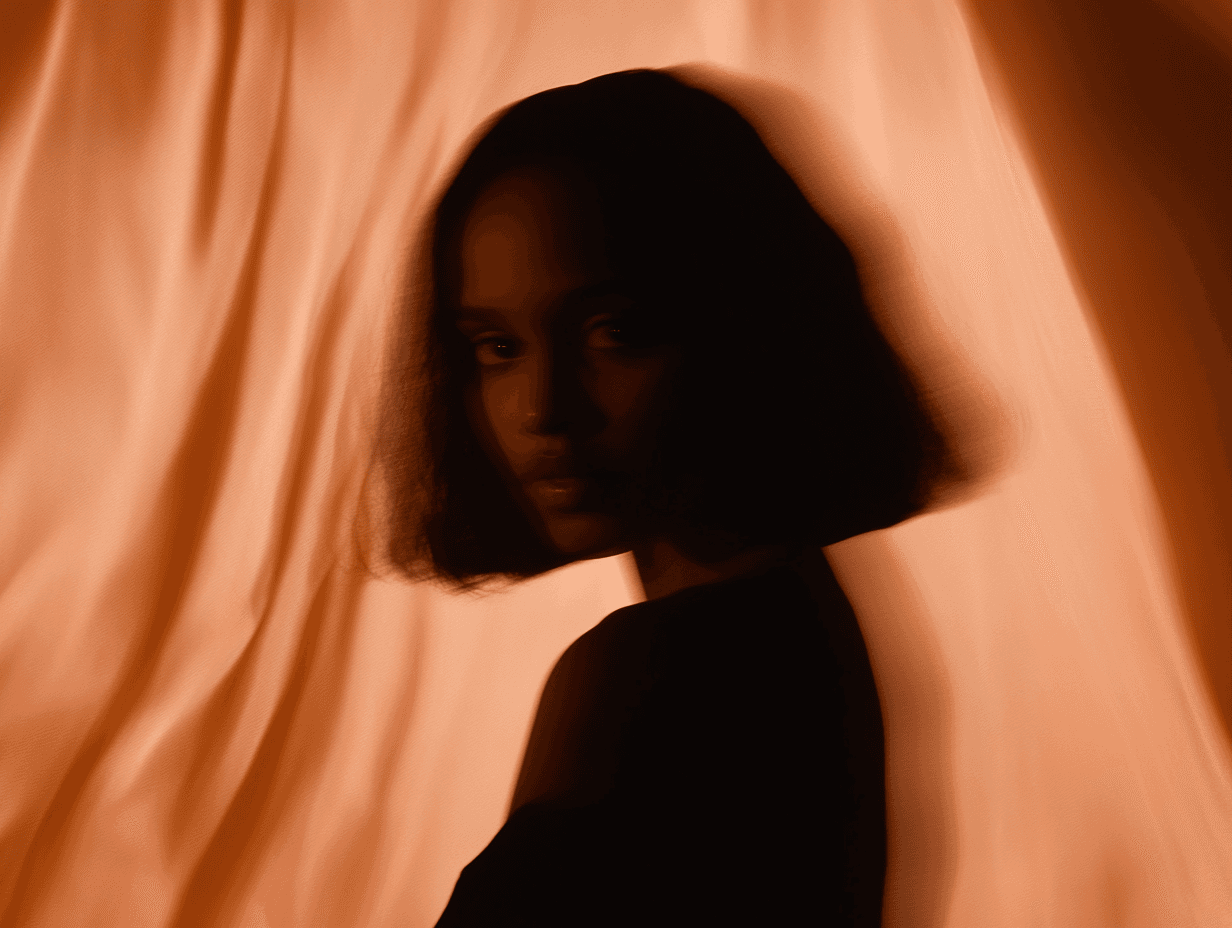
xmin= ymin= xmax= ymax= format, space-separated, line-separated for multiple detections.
xmin=492 ymin=375 xmax=525 ymax=423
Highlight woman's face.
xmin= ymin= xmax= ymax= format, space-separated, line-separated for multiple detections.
xmin=454 ymin=167 xmax=679 ymax=559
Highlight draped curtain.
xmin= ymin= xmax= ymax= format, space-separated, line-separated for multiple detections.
xmin=2 ymin=2 xmax=1229 ymax=926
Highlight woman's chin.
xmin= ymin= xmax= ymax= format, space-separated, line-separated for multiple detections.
xmin=540 ymin=510 xmax=629 ymax=561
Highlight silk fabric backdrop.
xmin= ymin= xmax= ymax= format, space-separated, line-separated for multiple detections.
xmin=1 ymin=2 xmax=1229 ymax=926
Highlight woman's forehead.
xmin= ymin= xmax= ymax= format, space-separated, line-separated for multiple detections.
xmin=456 ymin=169 xmax=611 ymax=314
xmin=465 ymin=165 xmax=602 ymax=240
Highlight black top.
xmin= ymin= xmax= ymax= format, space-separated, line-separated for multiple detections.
xmin=434 ymin=558 xmax=886 ymax=926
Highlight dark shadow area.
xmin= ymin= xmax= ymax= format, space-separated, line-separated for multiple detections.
xmin=669 ymin=63 xmax=1016 ymax=511
xmin=665 ymin=66 xmax=999 ymax=928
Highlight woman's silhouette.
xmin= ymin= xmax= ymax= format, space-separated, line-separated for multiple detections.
xmin=378 ymin=68 xmax=956 ymax=927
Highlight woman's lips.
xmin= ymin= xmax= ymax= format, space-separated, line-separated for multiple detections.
xmin=527 ymin=477 xmax=591 ymax=509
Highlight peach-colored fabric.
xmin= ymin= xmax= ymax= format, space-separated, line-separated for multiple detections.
xmin=2 ymin=2 xmax=1229 ymax=927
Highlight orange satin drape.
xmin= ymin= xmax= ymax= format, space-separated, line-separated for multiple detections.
xmin=1 ymin=3 xmax=1229 ymax=927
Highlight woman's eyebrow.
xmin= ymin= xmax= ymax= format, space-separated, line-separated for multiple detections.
xmin=453 ymin=307 xmax=507 ymax=327
xmin=566 ymin=280 xmax=625 ymax=303
xmin=559 ymin=281 xmax=639 ymax=318
xmin=454 ymin=282 xmax=629 ymax=328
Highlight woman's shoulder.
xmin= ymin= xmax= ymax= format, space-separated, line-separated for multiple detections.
xmin=561 ymin=564 xmax=824 ymax=671
xmin=560 ymin=597 xmax=662 ymax=672
xmin=506 ymin=599 xmax=664 ymax=812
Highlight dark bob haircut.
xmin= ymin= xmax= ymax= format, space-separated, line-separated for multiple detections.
xmin=376 ymin=68 xmax=955 ymax=587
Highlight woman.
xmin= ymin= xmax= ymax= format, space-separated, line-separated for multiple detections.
xmin=378 ymin=68 xmax=955 ymax=926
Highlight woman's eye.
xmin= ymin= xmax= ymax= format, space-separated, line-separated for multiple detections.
xmin=585 ymin=325 xmax=626 ymax=350
xmin=584 ymin=317 xmax=650 ymax=351
xmin=473 ymin=336 xmax=521 ymax=365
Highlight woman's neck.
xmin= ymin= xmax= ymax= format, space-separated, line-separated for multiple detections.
xmin=631 ymin=536 xmax=792 ymax=601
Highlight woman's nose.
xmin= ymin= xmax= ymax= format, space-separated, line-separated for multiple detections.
xmin=523 ymin=346 xmax=589 ymax=437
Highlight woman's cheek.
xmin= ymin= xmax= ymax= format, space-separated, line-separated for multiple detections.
xmin=595 ymin=363 xmax=675 ymax=450
xmin=478 ymin=368 xmax=517 ymax=422
xmin=591 ymin=368 xmax=643 ymax=425
xmin=467 ymin=377 xmax=521 ymax=475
